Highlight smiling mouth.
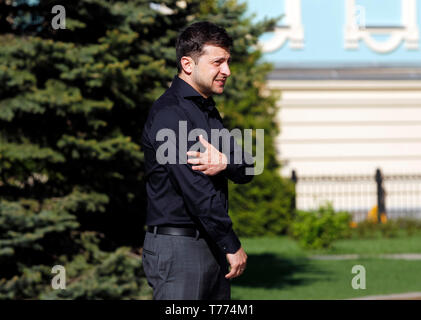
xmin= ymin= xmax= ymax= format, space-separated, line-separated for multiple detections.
xmin=215 ymin=79 xmax=226 ymax=85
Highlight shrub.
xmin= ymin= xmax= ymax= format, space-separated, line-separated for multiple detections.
xmin=290 ymin=203 xmax=352 ymax=249
xmin=378 ymin=220 xmax=400 ymax=238
xmin=230 ymin=171 xmax=295 ymax=237
xmin=353 ymin=219 xmax=379 ymax=238
xmin=394 ymin=217 xmax=421 ymax=236
xmin=352 ymin=217 xmax=421 ymax=238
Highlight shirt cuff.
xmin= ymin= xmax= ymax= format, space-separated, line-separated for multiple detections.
xmin=223 ymin=163 xmax=237 ymax=178
xmin=216 ymin=228 xmax=241 ymax=254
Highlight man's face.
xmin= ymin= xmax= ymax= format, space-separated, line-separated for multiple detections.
xmin=191 ymin=44 xmax=231 ymax=98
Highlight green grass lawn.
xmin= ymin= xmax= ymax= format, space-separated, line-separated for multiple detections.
xmin=231 ymin=234 xmax=421 ymax=300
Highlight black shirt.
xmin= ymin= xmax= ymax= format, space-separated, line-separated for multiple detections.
xmin=141 ymin=75 xmax=254 ymax=254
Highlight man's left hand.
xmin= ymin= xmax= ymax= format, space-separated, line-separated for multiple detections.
xmin=187 ymin=135 xmax=227 ymax=176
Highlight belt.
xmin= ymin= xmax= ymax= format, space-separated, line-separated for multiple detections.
xmin=147 ymin=225 xmax=200 ymax=238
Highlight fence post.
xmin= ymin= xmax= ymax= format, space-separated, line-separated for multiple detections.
xmin=291 ymin=170 xmax=297 ymax=211
xmin=375 ymin=168 xmax=386 ymax=222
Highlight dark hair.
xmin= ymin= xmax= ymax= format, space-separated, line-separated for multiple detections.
xmin=176 ymin=21 xmax=233 ymax=72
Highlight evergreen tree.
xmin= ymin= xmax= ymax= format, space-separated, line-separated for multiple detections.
xmin=0 ymin=0 xmax=294 ymax=299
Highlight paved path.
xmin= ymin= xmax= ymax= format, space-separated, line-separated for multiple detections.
xmin=349 ymin=292 xmax=421 ymax=300
xmin=310 ymin=253 xmax=421 ymax=260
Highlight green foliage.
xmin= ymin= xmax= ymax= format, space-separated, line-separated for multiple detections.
xmin=291 ymin=203 xmax=352 ymax=249
xmin=378 ymin=221 xmax=400 ymax=238
xmin=1 ymin=0 xmax=174 ymax=299
xmin=394 ymin=217 xmax=421 ymax=236
xmin=230 ymin=170 xmax=295 ymax=237
xmin=352 ymin=219 xmax=378 ymax=238
xmin=0 ymin=193 xmax=151 ymax=299
xmin=1 ymin=0 xmax=290 ymax=298
xmin=352 ymin=217 xmax=421 ymax=239
xmin=39 ymin=243 xmax=151 ymax=300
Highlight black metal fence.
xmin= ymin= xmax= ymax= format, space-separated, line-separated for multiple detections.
xmin=291 ymin=168 xmax=421 ymax=222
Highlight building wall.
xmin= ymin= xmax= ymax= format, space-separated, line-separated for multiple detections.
xmin=267 ymin=80 xmax=421 ymax=177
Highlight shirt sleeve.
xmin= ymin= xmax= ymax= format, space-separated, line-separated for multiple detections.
xmin=147 ymin=106 xmax=241 ymax=254
xmin=221 ymin=134 xmax=255 ymax=184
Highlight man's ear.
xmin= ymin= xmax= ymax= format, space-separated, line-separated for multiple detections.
xmin=180 ymin=56 xmax=194 ymax=75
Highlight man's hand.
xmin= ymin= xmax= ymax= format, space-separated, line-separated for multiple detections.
xmin=187 ymin=135 xmax=227 ymax=176
xmin=225 ymin=247 xmax=247 ymax=279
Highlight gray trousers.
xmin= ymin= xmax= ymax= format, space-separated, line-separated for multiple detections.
xmin=142 ymin=231 xmax=230 ymax=300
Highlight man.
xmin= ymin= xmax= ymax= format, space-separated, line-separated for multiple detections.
xmin=141 ymin=21 xmax=254 ymax=300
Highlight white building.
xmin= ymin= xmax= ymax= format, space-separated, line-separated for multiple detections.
xmin=247 ymin=0 xmax=421 ymax=218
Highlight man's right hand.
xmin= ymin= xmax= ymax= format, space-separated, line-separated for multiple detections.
xmin=225 ymin=247 xmax=247 ymax=279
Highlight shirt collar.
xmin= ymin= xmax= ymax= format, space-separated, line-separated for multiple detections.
xmin=171 ymin=75 xmax=216 ymax=113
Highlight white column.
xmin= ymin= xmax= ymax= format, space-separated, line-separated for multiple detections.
xmin=344 ymin=0 xmax=359 ymax=49
xmin=259 ymin=0 xmax=304 ymax=53
xmin=287 ymin=0 xmax=305 ymax=49
xmin=403 ymin=0 xmax=419 ymax=49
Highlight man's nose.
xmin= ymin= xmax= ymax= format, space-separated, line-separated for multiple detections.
xmin=220 ymin=62 xmax=231 ymax=77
